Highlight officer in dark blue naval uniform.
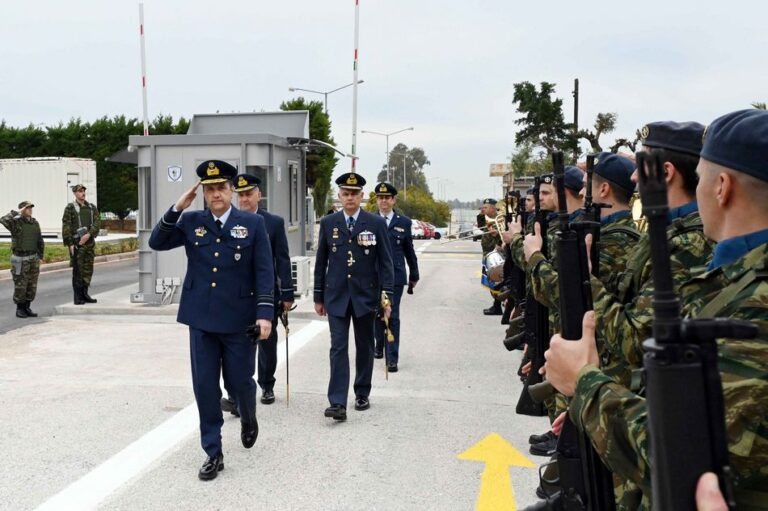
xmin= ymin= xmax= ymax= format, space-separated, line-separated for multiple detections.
xmin=149 ymin=160 xmax=275 ymax=480
xmin=314 ymin=172 xmax=395 ymax=421
xmin=220 ymin=174 xmax=294 ymax=408
xmin=372 ymin=182 xmax=419 ymax=372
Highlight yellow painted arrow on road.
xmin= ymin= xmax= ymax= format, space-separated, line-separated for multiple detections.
xmin=458 ymin=432 xmax=536 ymax=511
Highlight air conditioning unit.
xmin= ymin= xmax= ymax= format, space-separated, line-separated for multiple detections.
xmin=291 ymin=256 xmax=311 ymax=297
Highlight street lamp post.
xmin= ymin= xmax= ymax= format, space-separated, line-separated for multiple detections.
xmin=288 ymin=80 xmax=364 ymax=115
xmin=361 ymin=127 xmax=414 ymax=182
xmin=391 ymin=151 xmax=410 ymax=200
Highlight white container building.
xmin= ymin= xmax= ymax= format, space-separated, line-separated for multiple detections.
xmin=0 ymin=157 xmax=98 ymax=239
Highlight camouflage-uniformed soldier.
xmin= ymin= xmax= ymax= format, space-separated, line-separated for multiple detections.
xmin=523 ymin=155 xmax=644 ymax=509
xmin=62 ymin=184 xmax=100 ymax=305
xmin=545 ymin=109 xmax=768 ymax=509
xmin=481 ymin=198 xmax=503 ymax=315
xmin=1 ymin=201 xmax=44 ymax=318
xmin=590 ymin=121 xmax=715 ymax=388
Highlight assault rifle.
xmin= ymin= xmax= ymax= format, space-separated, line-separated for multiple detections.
xmin=514 ymin=174 xmax=552 ymax=417
xmin=639 ymin=150 xmax=756 ymax=510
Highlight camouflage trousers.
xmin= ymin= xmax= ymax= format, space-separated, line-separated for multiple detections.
xmin=71 ymin=244 xmax=95 ymax=287
xmin=11 ymin=256 xmax=40 ymax=303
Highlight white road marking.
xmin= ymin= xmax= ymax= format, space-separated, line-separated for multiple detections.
xmin=415 ymin=241 xmax=433 ymax=254
xmin=34 ymin=319 xmax=328 ymax=511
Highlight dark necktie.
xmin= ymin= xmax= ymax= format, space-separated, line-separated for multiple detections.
xmin=215 ymin=219 xmax=223 ymax=231
xmin=347 ymin=216 xmax=355 ymax=231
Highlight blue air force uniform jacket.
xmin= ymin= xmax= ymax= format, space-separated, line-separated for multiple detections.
xmin=149 ymin=206 xmax=275 ymax=333
xmin=257 ymin=209 xmax=294 ymax=305
xmin=314 ymin=209 xmax=395 ymax=317
xmin=386 ymin=211 xmax=420 ymax=286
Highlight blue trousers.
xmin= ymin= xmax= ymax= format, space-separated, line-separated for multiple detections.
xmin=374 ymin=285 xmax=404 ymax=364
xmin=257 ymin=314 xmax=279 ymax=392
xmin=189 ymin=328 xmax=256 ymax=458
xmin=328 ymin=302 xmax=375 ymax=407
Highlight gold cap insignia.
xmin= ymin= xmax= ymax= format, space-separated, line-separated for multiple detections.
xmin=237 ymin=176 xmax=248 ymax=187
xmin=207 ymin=161 xmax=220 ymax=176
xmin=347 ymin=175 xmax=358 ymax=185
xmin=379 ymin=184 xmax=387 ymax=192
xmin=640 ymin=125 xmax=650 ymax=140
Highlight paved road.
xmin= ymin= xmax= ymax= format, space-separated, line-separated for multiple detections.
xmin=0 ymin=258 xmax=138 ymax=335
xmin=0 ymin=240 xmax=548 ymax=510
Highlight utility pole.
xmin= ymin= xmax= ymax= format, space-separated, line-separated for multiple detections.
xmin=572 ymin=78 xmax=579 ymax=163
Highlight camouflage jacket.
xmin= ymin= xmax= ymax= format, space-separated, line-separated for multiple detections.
xmin=591 ymin=211 xmax=714 ymax=386
xmin=62 ymin=200 xmax=100 ymax=247
xmin=481 ymin=229 xmax=501 ymax=256
xmin=0 ymin=210 xmax=44 ymax=257
xmin=528 ymin=211 xmax=639 ymax=315
xmin=570 ymin=242 xmax=768 ymax=505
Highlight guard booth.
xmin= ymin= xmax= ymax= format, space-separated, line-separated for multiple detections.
xmin=127 ymin=111 xmax=310 ymax=304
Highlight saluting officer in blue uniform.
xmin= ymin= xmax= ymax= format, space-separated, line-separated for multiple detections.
xmin=314 ymin=172 xmax=395 ymax=421
xmin=149 ymin=160 xmax=275 ymax=481
xmin=219 ymin=174 xmax=293 ymax=409
xmin=372 ymin=182 xmax=419 ymax=372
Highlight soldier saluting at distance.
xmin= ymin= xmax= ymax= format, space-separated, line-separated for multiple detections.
xmin=1 ymin=201 xmax=44 ymax=318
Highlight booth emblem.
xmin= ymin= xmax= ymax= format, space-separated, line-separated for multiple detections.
xmin=167 ymin=165 xmax=183 ymax=182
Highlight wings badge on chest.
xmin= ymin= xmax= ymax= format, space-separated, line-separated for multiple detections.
xmin=230 ymin=225 xmax=248 ymax=239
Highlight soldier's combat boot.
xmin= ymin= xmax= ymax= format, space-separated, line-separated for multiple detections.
xmin=73 ymin=285 xmax=86 ymax=305
xmin=483 ymin=300 xmax=502 ymax=316
xmin=16 ymin=303 xmax=29 ymax=318
xmin=24 ymin=302 xmax=38 ymax=317
xmin=82 ymin=287 xmax=97 ymax=303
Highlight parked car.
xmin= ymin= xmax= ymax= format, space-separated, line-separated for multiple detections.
xmin=419 ymin=221 xmax=434 ymax=239
xmin=411 ymin=220 xmax=424 ymax=239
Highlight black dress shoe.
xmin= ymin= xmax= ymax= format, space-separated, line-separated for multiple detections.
xmin=528 ymin=430 xmax=555 ymax=445
xmin=373 ymin=349 xmax=383 ymax=359
xmin=198 ymin=453 xmax=224 ymax=481
xmin=261 ymin=389 xmax=275 ymax=404
xmin=220 ymin=396 xmax=240 ymax=417
xmin=483 ymin=305 xmax=503 ymax=316
xmin=241 ymin=417 xmax=258 ymax=448
xmin=354 ymin=396 xmax=370 ymax=411
xmin=324 ymin=404 xmax=347 ymax=421
xmin=387 ymin=363 xmax=398 ymax=373
xmin=529 ymin=436 xmax=558 ymax=456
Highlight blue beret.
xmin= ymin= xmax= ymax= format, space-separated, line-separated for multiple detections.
xmin=196 ymin=160 xmax=237 ymax=184
xmin=335 ymin=172 xmax=366 ymax=190
xmin=375 ymin=182 xmax=398 ymax=196
xmin=564 ymin=166 xmax=584 ymax=192
xmin=483 ymin=198 xmax=497 ymax=205
xmin=233 ymin=173 xmax=261 ymax=192
xmin=538 ymin=173 xmax=554 ymax=185
xmin=640 ymin=121 xmax=705 ymax=156
xmin=593 ymin=153 xmax=635 ymax=193
xmin=701 ymin=109 xmax=768 ymax=183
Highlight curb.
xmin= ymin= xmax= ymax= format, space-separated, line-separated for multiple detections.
xmin=0 ymin=251 xmax=138 ymax=282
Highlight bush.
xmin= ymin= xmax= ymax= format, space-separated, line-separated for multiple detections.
xmin=0 ymin=238 xmax=137 ymax=270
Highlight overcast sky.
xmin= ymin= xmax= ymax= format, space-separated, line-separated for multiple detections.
xmin=1 ymin=1 xmax=766 ymax=201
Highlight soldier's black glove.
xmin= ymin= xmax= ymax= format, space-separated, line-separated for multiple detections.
xmin=246 ymin=323 xmax=261 ymax=345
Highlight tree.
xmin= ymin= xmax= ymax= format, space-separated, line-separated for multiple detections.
xmin=376 ymin=143 xmax=431 ymax=193
xmin=280 ymin=98 xmax=338 ymax=218
xmin=512 ymin=81 xmax=574 ymax=154
xmin=753 ymin=102 xmax=767 ymax=110
xmin=609 ymin=129 xmax=642 ymax=154
xmin=509 ymin=142 xmax=550 ymax=177
xmin=577 ymin=112 xmax=617 ymax=153
xmin=366 ymin=186 xmax=450 ymax=227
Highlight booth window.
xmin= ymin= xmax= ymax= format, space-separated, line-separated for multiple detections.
xmin=289 ymin=161 xmax=299 ymax=223
xmin=245 ymin=166 xmax=269 ymax=211
xmin=138 ymin=167 xmax=152 ymax=230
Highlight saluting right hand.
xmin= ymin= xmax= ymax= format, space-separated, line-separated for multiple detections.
xmin=175 ymin=181 xmax=201 ymax=212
